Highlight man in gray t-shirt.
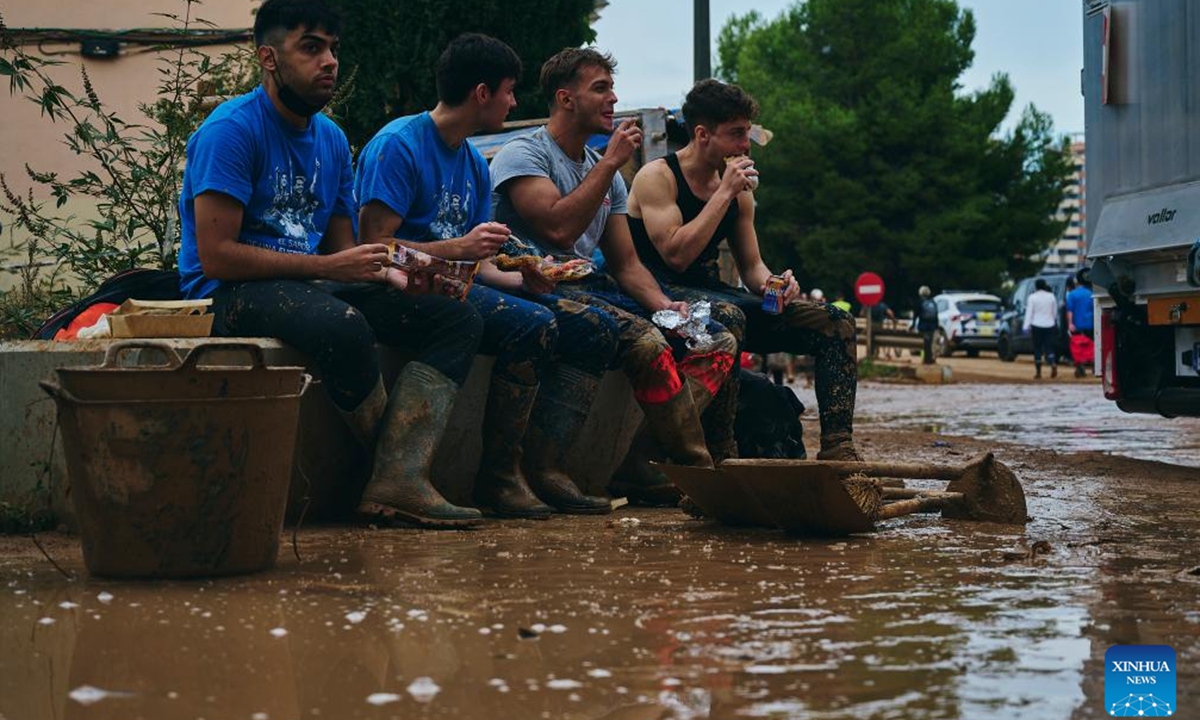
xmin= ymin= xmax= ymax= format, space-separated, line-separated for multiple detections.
xmin=490 ymin=47 xmax=744 ymax=506
xmin=492 ymin=126 xmax=627 ymax=260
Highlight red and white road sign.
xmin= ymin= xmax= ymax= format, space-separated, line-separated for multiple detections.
xmin=854 ymin=272 xmax=885 ymax=307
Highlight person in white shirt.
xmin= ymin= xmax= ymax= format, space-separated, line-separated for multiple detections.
xmin=1023 ymin=278 xmax=1059 ymax=378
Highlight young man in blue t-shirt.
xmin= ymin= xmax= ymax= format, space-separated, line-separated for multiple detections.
xmin=178 ymin=0 xmax=486 ymax=528
xmin=356 ymin=34 xmax=620 ymax=518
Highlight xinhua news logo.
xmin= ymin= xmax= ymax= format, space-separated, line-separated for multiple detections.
xmin=1105 ymin=645 xmax=1176 ymax=716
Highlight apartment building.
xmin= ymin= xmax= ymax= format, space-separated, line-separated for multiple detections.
xmin=1043 ymin=134 xmax=1086 ymax=271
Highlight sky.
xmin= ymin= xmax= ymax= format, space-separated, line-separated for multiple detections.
xmin=591 ymin=0 xmax=1085 ymax=136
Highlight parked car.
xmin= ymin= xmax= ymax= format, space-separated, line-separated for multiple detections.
xmin=996 ymin=272 xmax=1073 ymax=362
xmin=932 ymin=292 xmax=1004 ymax=357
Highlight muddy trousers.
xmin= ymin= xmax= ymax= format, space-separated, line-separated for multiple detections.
xmin=557 ymin=280 xmax=737 ymax=411
xmin=210 ymin=279 xmax=483 ymax=411
xmin=466 ymin=285 xmax=618 ymax=516
xmin=664 ymin=283 xmax=858 ymax=443
xmin=558 ymin=279 xmax=736 ymax=500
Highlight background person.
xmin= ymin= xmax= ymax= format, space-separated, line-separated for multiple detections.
xmin=1024 ymin=278 xmax=1059 ymax=378
xmin=916 ymin=286 xmax=938 ymax=365
xmin=1065 ymin=268 xmax=1094 ymax=378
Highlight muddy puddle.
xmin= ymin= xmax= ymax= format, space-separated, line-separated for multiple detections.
xmin=3 ymin=383 xmax=1199 ymax=719
xmin=5 ymin=493 xmax=1199 ymax=718
xmin=807 ymin=382 xmax=1200 ymax=467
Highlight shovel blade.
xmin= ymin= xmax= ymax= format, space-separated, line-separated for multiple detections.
xmin=656 ymin=464 xmax=776 ymax=527
xmin=721 ymin=463 xmax=876 ymax=537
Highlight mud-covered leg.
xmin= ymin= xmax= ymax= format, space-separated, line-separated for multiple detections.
xmin=778 ymin=300 xmax=860 ymax=460
xmin=467 ymin=285 xmax=558 ymax=519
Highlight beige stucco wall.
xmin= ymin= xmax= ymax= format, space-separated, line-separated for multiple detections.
xmin=0 ymin=0 xmax=256 ymax=286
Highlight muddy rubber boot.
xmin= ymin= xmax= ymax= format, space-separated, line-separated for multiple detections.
xmin=608 ymin=380 xmax=713 ymax=507
xmin=816 ymin=432 xmax=862 ymax=461
xmin=1034 ymin=363 xmax=1042 ymax=379
xmin=338 ymin=376 xmax=387 ymax=449
xmin=357 ymin=362 xmax=483 ymax=529
xmin=472 ymin=377 xmax=553 ymax=520
xmin=522 ymin=365 xmax=612 ymax=514
xmin=1050 ymin=364 xmax=1058 ymax=379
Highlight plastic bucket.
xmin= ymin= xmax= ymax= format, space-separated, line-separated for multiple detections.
xmin=41 ymin=341 xmax=311 ymax=578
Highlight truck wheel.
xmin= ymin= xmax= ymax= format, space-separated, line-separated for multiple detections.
xmin=997 ymin=334 xmax=1016 ymax=362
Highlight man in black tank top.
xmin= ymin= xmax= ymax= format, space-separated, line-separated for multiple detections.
xmin=628 ymin=79 xmax=862 ymax=462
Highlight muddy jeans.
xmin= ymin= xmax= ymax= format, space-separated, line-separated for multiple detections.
xmin=664 ymin=283 xmax=858 ymax=442
xmin=467 ymin=284 xmax=618 ymax=386
xmin=210 ymin=279 xmax=483 ymax=412
xmin=558 ymin=274 xmax=738 ymax=419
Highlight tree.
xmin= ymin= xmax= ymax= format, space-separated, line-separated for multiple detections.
xmin=716 ymin=0 xmax=1072 ymax=308
xmin=328 ymin=0 xmax=599 ymax=150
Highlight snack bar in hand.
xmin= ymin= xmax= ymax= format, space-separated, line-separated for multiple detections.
xmin=387 ymin=242 xmax=480 ymax=300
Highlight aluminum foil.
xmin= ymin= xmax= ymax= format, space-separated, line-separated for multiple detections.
xmin=652 ymin=300 xmax=714 ymax=351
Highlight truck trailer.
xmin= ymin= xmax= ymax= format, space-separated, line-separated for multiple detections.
xmin=1083 ymin=0 xmax=1200 ymax=417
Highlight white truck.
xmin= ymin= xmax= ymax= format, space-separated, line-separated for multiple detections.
xmin=1083 ymin=0 xmax=1200 ymax=417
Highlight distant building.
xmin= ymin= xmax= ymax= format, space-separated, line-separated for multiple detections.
xmin=1043 ymin=134 xmax=1086 ymax=271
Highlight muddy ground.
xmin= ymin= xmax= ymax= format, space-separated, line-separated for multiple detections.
xmin=2 ymin=372 xmax=1198 ymax=720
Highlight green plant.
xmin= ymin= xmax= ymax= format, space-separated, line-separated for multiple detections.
xmin=0 ymin=1 xmax=255 ymax=337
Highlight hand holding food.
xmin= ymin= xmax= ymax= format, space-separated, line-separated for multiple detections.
xmin=722 ymin=155 xmax=759 ymax=193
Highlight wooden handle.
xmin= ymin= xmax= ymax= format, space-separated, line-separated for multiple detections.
xmin=882 ymin=488 xmax=963 ymax=500
xmin=876 ymin=492 xmax=965 ymax=520
xmin=722 ymin=452 xmax=995 ymax=482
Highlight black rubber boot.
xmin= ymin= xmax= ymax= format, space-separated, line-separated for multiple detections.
xmin=522 ymin=365 xmax=612 ymax=514
xmin=472 ymin=377 xmax=553 ymax=520
xmin=358 ymin=362 xmax=483 ymax=528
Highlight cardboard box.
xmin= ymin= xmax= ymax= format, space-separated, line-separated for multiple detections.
xmin=109 ymin=299 xmax=214 ymax=338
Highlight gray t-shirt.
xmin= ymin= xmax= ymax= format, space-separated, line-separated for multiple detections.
xmin=490 ymin=127 xmax=628 ymax=260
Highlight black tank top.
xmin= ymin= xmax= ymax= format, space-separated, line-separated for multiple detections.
xmin=629 ymin=152 xmax=740 ymax=289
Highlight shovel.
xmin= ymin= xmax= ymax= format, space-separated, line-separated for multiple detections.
xmin=723 ymin=452 xmax=1028 ymax=527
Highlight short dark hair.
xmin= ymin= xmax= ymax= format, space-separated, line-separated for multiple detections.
xmin=682 ymin=79 xmax=760 ymax=135
xmin=539 ymin=47 xmax=617 ymax=104
xmin=253 ymin=0 xmax=342 ymax=47
xmin=1035 ymin=278 xmax=1050 ymax=291
xmin=436 ymin=33 xmax=522 ymax=106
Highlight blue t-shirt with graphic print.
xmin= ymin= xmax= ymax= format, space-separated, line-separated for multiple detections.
xmin=177 ymin=86 xmax=356 ymax=299
xmin=354 ymin=112 xmax=490 ymax=243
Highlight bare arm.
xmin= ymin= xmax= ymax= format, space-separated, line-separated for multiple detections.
xmin=358 ymin=200 xmax=507 ymax=261
xmin=194 ymin=191 xmax=389 ymax=284
xmin=727 ymin=195 xmax=802 ymax=302
xmin=629 ymin=157 xmax=756 ymax=273
xmin=502 ymin=118 xmax=643 ymax=251
xmin=599 ymin=214 xmax=676 ymax=312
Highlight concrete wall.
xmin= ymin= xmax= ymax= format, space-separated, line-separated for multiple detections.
xmin=0 ymin=338 xmax=642 ymax=530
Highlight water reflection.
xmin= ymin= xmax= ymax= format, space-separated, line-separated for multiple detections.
xmin=3 ymin=382 xmax=1199 ymax=719
xmin=829 ymin=383 xmax=1200 ymax=466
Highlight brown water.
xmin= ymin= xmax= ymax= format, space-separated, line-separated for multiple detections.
xmin=3 ymin=383 xmax=1199 ymax=720
xmin=4 ymin=498 xmax=1198 ymax=719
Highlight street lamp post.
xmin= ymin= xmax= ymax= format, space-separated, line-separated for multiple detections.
xmin=694 ymin=0 xmax=710 ymax=81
